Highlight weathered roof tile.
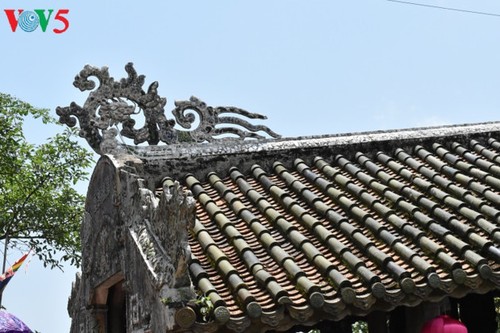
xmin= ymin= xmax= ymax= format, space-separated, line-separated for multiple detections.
xmin=145 ymin=126 xmax=500 ymax=331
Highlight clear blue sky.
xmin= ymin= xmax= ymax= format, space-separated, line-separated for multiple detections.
xmin=1 ymin=1 xmax=500 ymax=331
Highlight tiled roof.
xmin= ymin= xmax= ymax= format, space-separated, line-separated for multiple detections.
xmin=159 ymin=124 xmax=500 ymax=332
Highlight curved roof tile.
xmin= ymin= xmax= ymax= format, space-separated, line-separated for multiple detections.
xmin=150 ymin=126 xmax=500 ymax=332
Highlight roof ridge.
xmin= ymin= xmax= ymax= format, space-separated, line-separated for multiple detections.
xmin=125 ymin=121 xmax=500 ymax=161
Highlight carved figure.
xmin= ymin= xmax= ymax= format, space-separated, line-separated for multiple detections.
xmin=56 ymin=63 xmax=280 ymax=154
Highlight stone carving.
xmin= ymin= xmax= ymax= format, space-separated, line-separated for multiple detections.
xmin=56 ymin=63 xmax=170 ymax=153
xmin=288 ymin=305 xmax=313 ymax=323
xmin=322 ymin=299 xmax=346 ymax=320
xmin=152 ymin=180 xmax=195 ymax=288
xmin=225 ymin=316 xmax=251 ymax=333
xmin=261 ymin=307 xmax=285 ymax=327
xmin=173 ymin=96 xmax=280 ymax=143
xmin=56 ymin=63 xmax=280 ymax=154
xmin=130 ymin=293 xmax=141 ymax=326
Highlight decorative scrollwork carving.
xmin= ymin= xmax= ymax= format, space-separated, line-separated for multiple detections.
xmin=57 ymin=63 xmax=281 ymax=154
xmin=173 ymin=96 xmax=280 ymax=143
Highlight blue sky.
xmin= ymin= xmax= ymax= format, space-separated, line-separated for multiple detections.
xmin=2 ymin=1 xmax=500 ymax=331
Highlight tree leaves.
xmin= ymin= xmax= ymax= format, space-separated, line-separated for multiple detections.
xmin=0 ymin=93 xmax=93 ymax=269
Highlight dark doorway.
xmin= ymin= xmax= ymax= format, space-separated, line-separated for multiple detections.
xmin=455 ymin=291 xmax=498 ymax=333
xmin=106 ymin=281 xmax=126 ymax=333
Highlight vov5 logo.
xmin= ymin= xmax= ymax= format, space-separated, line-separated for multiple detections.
xmin=4 ymin=9 xmax=69 ymax=34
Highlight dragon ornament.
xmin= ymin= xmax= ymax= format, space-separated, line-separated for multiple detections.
xmin=57 ymin=63 xmax=280 ymax=154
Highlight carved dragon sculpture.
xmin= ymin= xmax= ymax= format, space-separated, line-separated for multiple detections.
xmin=56 ymin=63 xmax=281 ymax=154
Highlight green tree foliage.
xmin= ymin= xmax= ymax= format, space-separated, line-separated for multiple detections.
xmin=0 ymin=93 xmax=93 ymax=269
xmin=352 ymin=321 xmax=368 ymax=333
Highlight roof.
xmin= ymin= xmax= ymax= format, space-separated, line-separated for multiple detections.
xmin=57 ymin=63 xmax=500 ymax=332
xmin=151 ymin=122 xmax=500 ymax=332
